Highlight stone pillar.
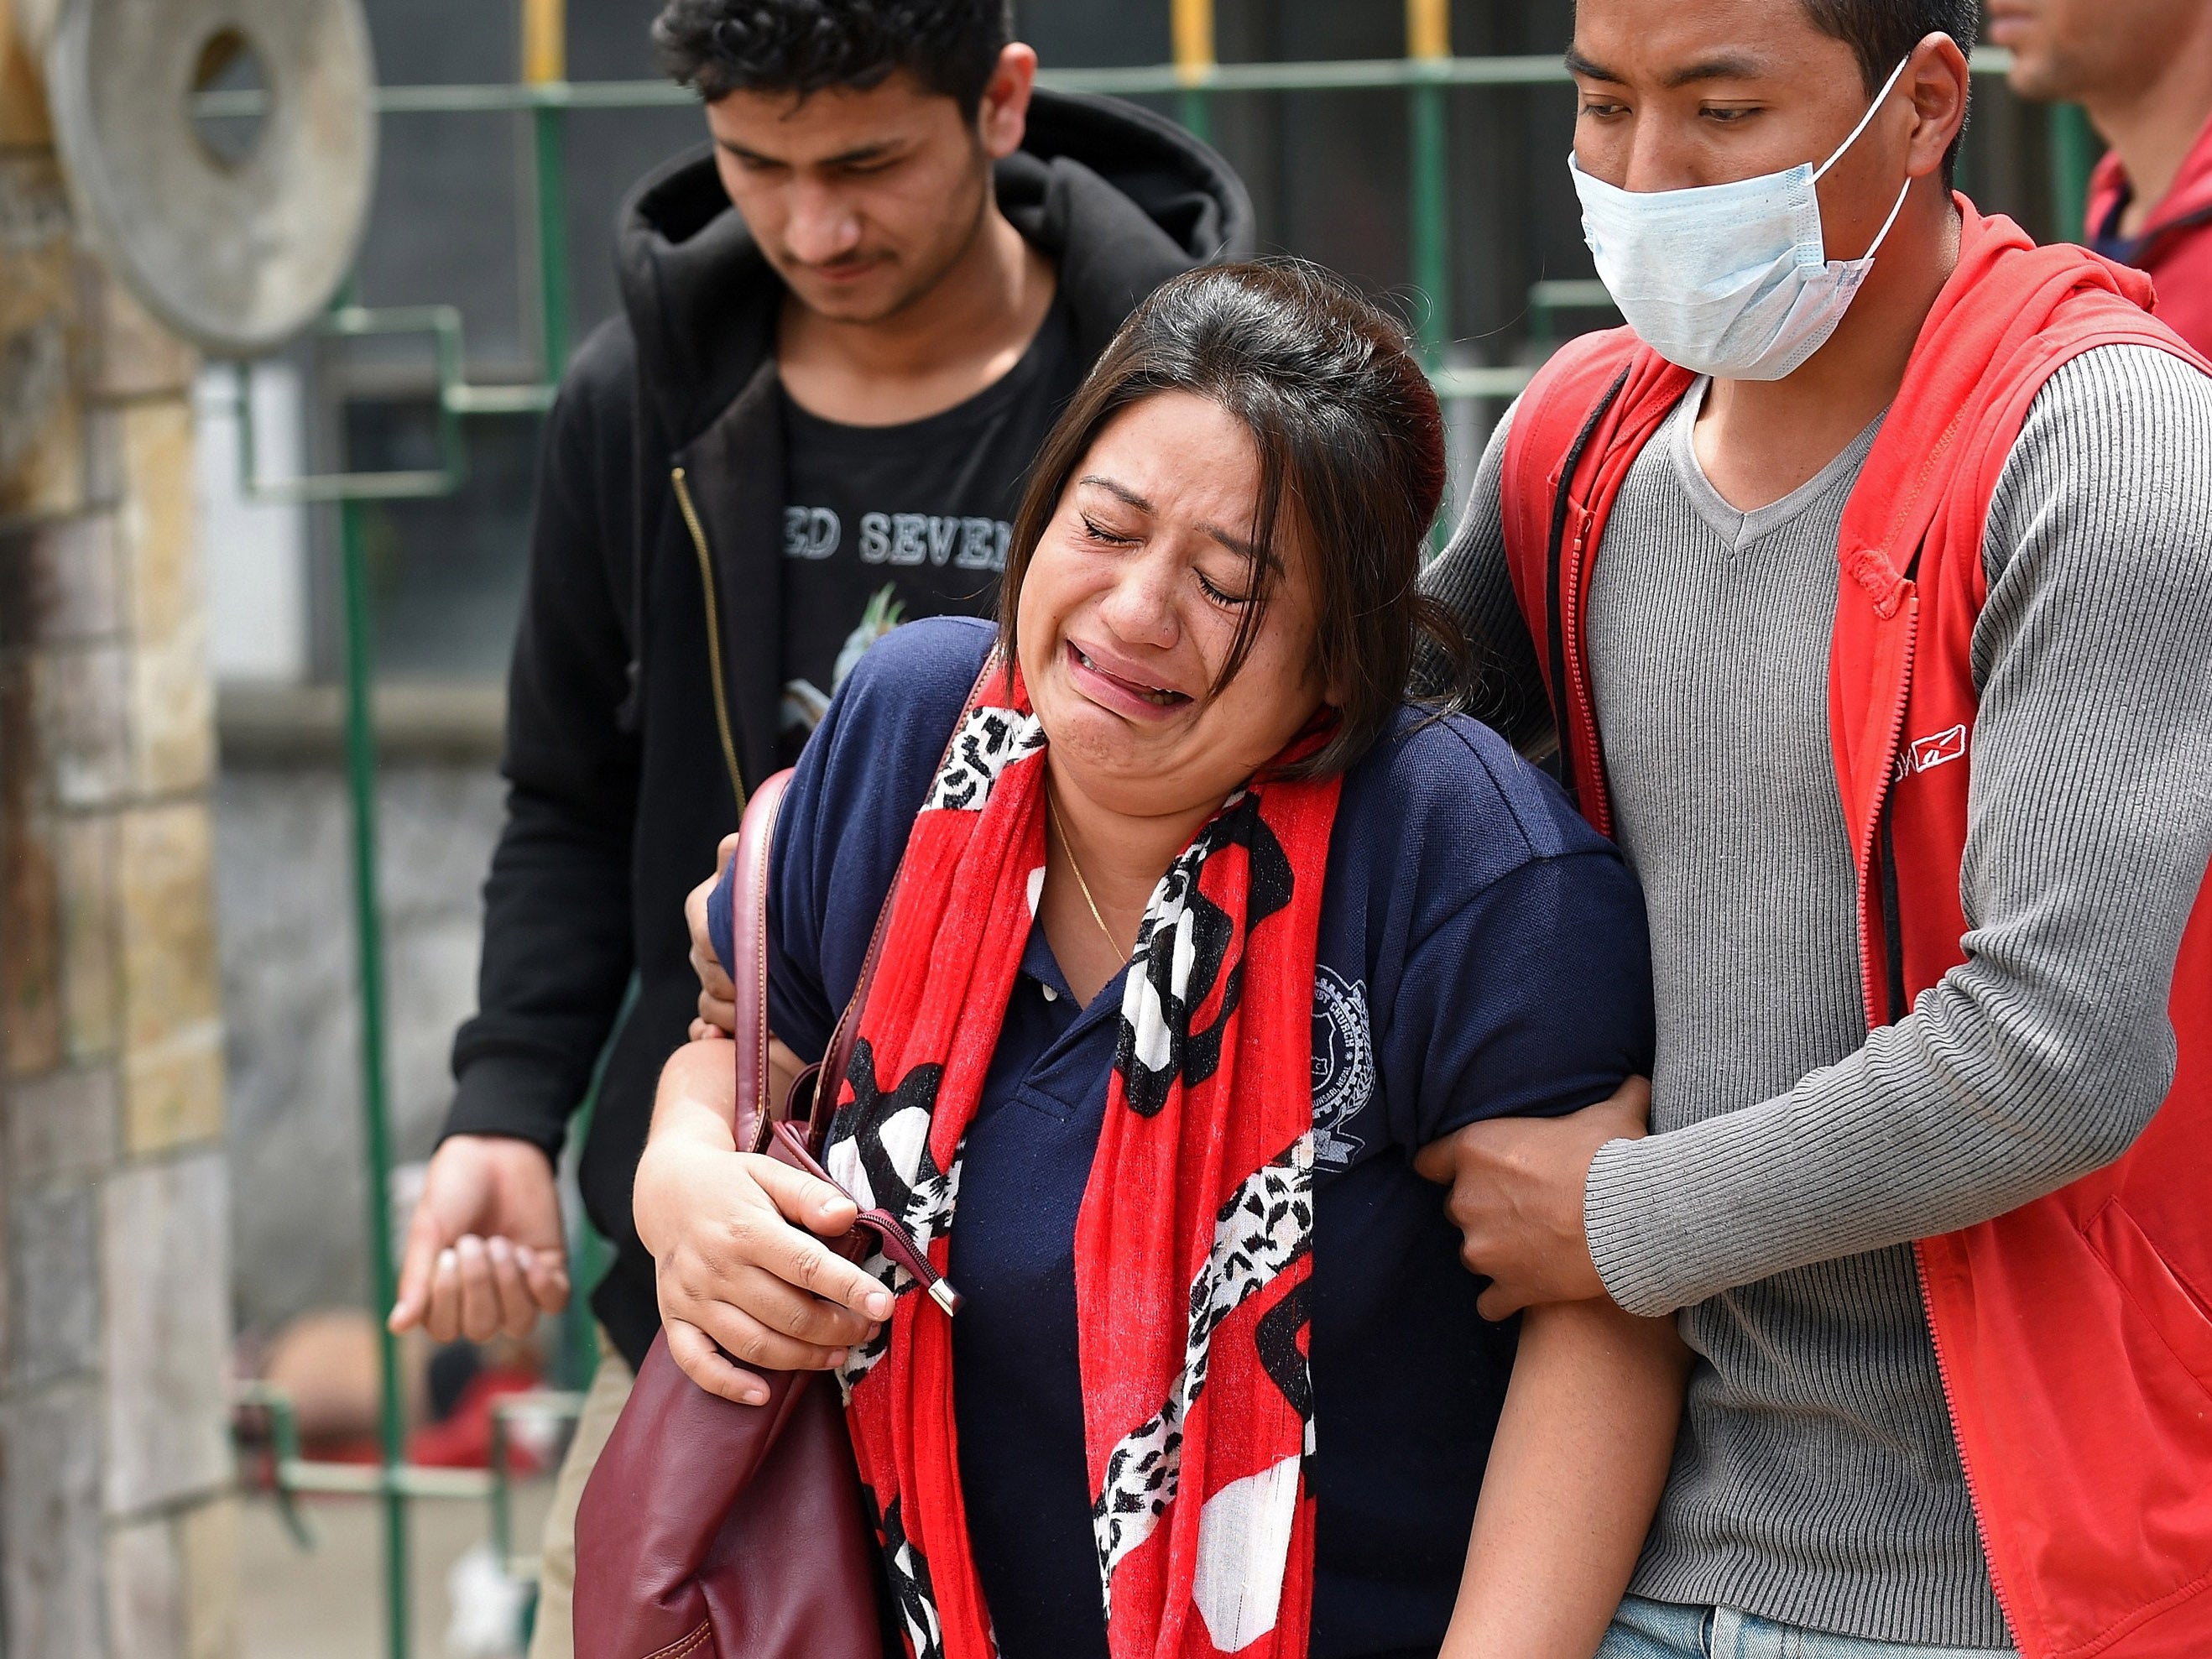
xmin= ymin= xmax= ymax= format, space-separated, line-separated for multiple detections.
xmin=1 ymin=0 xmax=238 ymax=1652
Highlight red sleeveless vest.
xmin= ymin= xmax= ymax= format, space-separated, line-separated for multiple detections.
xmin=1500 ymin=203 xmax=2212 ymax=1659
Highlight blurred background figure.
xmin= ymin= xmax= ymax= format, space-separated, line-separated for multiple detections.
xmin=1996 ymin=0 xmax=2212 ymax=352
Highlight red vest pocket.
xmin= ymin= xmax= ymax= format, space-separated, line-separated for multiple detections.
xmin=2084 ymin=1197 xmax=2212 ymax=1406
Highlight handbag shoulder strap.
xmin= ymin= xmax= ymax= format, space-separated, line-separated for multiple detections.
xmin=806 ymin=650 xmax=1003 ymax=1152
xmin=731 ymin=767 xmax=794 ymax=1155
xmin=732 ymin=648 xmax=1004 ymax=1156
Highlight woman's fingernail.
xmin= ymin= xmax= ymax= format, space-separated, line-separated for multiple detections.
xmin=514 ymin=1244 xmax=536 ymax=1272
xmin=826 ymin=1349 xmax=848 ymax=1368
xmin=436 ymin=1247 xmax=459 ymax=1275
xmin=864 ymin=1291 xmax=893 ymax=1319
xmin=487 ymin=1236 xmax=512 ymax=1264
xmin=739 ymin=1385 xmax=768 ymax=1406
xmin=456 ymin=1234 xmax=484 ymax=1259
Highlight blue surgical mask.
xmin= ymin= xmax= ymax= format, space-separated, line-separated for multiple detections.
xmin=1570 ymin=56 xmax=1914 ymax=381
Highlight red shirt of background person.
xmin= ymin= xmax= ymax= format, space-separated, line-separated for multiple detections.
xmin=1995 ymin=0 xmax=2212 ymax=354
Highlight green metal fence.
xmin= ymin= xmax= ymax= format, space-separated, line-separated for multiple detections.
xmin=213 ymin=18 xmax=2095 ymax=1656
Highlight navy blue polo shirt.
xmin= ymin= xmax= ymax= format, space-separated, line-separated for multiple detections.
xmin=710 ymin=617 xmax=1653 ymax=1659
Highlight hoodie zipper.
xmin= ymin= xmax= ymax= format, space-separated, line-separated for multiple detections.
xmin=670 ymin=467 xmax=747 ymax=812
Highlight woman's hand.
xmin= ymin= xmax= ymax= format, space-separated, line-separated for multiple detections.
xmin=636 ymin=1039 xmax=895 ymax=1405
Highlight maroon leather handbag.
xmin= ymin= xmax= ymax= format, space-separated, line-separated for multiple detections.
xmin=571 ymin=765 xmax=948 ymax=1659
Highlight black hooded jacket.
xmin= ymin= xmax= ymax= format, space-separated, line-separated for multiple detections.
xmin=445 ymin=91 xmax=1255 ymax=1368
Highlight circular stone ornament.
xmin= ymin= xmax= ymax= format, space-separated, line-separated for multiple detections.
xmin=46 ymin=0 xmax=378 ymax=356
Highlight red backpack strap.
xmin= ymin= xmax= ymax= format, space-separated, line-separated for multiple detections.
xmin=1499 ymin=329 xmax=1643 ymax=639
xmin=1497 ymin=328 xmax=1690 ymax=825
xmin=1500 ymin=331 xmax=1640 ymax=765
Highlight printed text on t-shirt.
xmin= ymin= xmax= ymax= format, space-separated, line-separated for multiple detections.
xmin=785 ymin=506 xmax=1012 ymax=571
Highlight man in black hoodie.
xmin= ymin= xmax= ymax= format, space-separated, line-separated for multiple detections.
xmin=383 ymin=1 xmax=1250 ymax=1647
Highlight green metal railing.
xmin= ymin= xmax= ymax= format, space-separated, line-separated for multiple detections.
xmin=217 ymin=11 xmax=2094 ymax=1653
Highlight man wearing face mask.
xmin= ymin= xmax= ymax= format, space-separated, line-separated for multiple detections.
xmin=1419 ymin=2 xmax=2212 ymax=1656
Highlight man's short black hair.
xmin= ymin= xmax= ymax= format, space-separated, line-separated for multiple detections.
xmin=1800 ymin=0 xmax=1976 ymax=180
xmin=653 ymin=0 xmax=1015 ymax=116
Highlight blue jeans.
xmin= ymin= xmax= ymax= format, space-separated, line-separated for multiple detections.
xmin=1596 ymin=1596 xmax=2017 ymax=1659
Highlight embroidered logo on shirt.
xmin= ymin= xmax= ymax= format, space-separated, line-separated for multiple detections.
xmin=1311 ymin=965 xmax=1375 ymax=1169
xmin=1892 ymin=722 xmax=1969 ymax=783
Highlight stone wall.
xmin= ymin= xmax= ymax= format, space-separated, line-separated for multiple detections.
xmin=0 ymin=0 xmax=237 ymax=1650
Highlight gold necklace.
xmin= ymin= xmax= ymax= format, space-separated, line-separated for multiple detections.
xmin=1045 ymin=790 xmax=1122 ymax=954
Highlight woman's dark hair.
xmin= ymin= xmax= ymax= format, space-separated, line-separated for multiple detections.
xmin=653 ymin=0 xmax=1013 ymax=116
xmin=999 ymin=259 xmax=1467 ymax=780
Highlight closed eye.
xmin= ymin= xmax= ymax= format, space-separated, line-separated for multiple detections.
xmin=1196 ymin=567 xmax=1253 ymax=608
xmin=1079 ymin=513 xmax=1139 ymax=546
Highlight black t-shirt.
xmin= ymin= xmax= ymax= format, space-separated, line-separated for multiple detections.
xmin=777 ymin=297 xmax=1083 ymax=761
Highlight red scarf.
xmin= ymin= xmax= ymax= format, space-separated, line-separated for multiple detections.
xmin=824 ymin=658 xmax=1341 ymax=1659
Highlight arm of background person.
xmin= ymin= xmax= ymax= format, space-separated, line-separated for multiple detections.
xmin=1417 ymin=399 xmax=1558 ymax=756
xmin=1588 ymin=343 xmax=2212 ymax=1317
xmin=1441 ymin=1298 xmax=1687 ymax=1659
xmin=392 ymin=331 xmax=644 ymax=1339
xmin=444 ymin=331 xmax=643 ymax=1161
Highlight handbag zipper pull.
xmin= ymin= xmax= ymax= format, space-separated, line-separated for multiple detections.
xmin=771 ymin=1121 xmax=964 ymax=1316
xmin=856 ymin=1210 xmax=965 ymax=1317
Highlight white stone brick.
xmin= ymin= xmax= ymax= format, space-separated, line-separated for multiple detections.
xmin=106 ymin=1511 xmax=183 ymax=1659
xmin=8 ymin=1181 xmax=98 ymax=1386
xmin=100 ymin=1151 xmax=229 ymax=1515
xmin=2 ymin=1380 xmax=105 ymax=1656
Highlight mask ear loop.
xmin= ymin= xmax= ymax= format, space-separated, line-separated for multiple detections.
xmin=1854 ymin=176 xmax=1915 ymax=265
xmin=1813 ymin=53 xmax=1917 ymax=182
xmin=1812 ymin=53 xmax=1918 ymax=265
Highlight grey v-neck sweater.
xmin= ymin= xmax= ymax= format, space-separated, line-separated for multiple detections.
xmin=1423 ymin=345 xmax=2212 ymax=1646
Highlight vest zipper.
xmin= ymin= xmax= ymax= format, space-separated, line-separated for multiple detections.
xmin=1543 ymin=362 xmax=1632 ymax=830
xmin=1853 ymin=606 xmax=1916 ymax=1028
xmin=1852 ymin=597 xmax=2027 ymax=1643
xmin=1562 ymin=518 xmax=1614 ymax=839
xmin=1878 ymin=805 xmax=1910 ymax=1025
xmin=1913 ymin=1244 xmax=2027 ymax=1647
xmin=670 ymin=466 xmax=748 ymax=813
